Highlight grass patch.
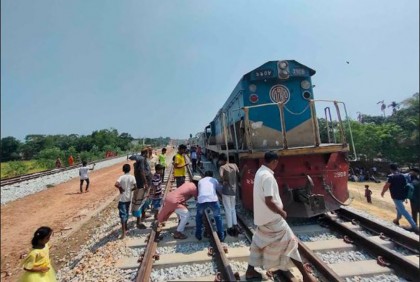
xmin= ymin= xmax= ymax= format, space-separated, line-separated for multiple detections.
xmin=1 ymin=160 xmax=48 ymax=179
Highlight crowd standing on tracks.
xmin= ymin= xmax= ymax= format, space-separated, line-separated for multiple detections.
xmin=14 ymin=143 xmax=419 ymax=281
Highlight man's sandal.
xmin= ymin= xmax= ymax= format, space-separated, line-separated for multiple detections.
xmin=173 ymin=233 xmax=187 ymax=239
xmin=245 ymin=270 xmax=263 ymax=281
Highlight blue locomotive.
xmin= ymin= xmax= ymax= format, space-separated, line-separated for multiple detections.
xmin=202 ymin=60 xmax=353 ymax=218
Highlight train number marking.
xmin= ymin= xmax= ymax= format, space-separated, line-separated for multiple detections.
xmin=334 ymin=171 xmax=347 ymax=178
xmin=292 ymin=68 xmax=306 ymax=76
xmin=254 ymin=69 xmax=273 ymax=79
xmin=246 ymin=179 xmax=254 ymax=185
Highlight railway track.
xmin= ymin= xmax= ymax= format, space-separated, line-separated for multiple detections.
xmin=116 ymin=164 xmax=260 ymax=281
xmin=116 ymin=158 xmax=419 ymax=281
xmin=286 ymin=207 xmax=419 ymax=281
xmin=0 ymin=157 xmax=121 ymax=186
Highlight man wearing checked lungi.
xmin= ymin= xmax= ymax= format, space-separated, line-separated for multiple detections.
xmin=245 ymin=151 xmax=316 ymax=282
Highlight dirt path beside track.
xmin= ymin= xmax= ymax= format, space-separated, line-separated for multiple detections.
xmin=347 ymin=180 xmax=415 ymax=227
xmin=1 ymin=159 xmax=130 ymax=280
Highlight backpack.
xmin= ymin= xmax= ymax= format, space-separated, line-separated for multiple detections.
xmin=402 ymin=173 xmax=415 ymax=200
xmin=405 ymin=183 xmax=415 ymax=200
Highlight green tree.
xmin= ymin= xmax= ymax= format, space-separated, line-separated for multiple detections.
xmin=91 ymin=128 xmax=119 ymax=151
xmin=21 ymin=135 xmax=47 ymax=159
xmin=117 ymin=132 xmax=134 ymax=151
xmin=0 ymin=136 xmax=22 ymax=162
xmin=347 ymin=93 xmax=419 ymax=166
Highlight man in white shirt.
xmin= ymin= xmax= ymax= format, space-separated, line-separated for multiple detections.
xmin=195 ymin=171 xmax=225 ymax=242
xmin=245 ymin=151 xmax=315 ymax=282
xmin=115 ymin=164 xmax=137 ymax=239
xmin=79 ymin=161 xmax=95 ymax=193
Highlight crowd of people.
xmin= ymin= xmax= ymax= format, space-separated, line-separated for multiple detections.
xmin=348 ymin=166 xmax=381 ymax=183
xmin=19 ymin=145 xmax=419 ymax=281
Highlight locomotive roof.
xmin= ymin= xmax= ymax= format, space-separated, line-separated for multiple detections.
xmin=244 ymin=60 xmax=316 ymax=77
xmin=212 ymin=60 xmax=316 ymax=122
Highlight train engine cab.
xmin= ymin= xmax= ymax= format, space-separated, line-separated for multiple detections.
xmin=204 ymin=60 xmax=352 ymax=218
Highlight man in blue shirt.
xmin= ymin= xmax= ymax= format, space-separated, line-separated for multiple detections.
xmin=381 ymin=163 xmax=418 ymax=233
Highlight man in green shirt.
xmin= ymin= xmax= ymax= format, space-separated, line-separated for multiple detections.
xmin=158 ymin=148 xmax=167 ymax=178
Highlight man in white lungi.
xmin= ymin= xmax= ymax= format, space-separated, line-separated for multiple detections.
xmin=245 ymin=151 xmax=316 ymax=282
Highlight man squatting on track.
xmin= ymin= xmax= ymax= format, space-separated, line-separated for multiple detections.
xmin=157 ymin=175 xmax=202 ymax=239
xmin=245 ymin=151 xmax=316 ymax=282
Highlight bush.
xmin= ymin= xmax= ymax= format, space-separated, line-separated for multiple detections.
xmin=36 ymin=158 xmax=56 ymax=170
xmin=3 ymin=161 xmax=29 ymax=177
xmin=79 ymin=151 xmax=91 ymax=163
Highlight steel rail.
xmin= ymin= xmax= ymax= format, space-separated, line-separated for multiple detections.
xmin=203 ymin=210 xmax=237 ymax=281
xmin=297 ymin=239 xmax=344 ymax=282
xmin=235 ymin=214 xmax=253 ymax=243
xmin=135 ymin=165 xmax=174 ymax=282
xmin=337 ymin=207 xmax=419 ymax=253
xmin=323 ymin=212 xmax=420 ymax=281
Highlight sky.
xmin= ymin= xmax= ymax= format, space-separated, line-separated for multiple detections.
xmin=2 ymin=0 xmax=419 ymax=141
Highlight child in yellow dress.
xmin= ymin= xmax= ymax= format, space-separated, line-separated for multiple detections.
xmin=19 ymin=226 xmax=56 ymax=282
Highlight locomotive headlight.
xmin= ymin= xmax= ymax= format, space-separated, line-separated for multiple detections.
xmin=249 ymin=93 xmax=259 ymax=103
xmin=249 ymin=84 xmax=257 ymax=92
xmin=302 ymin=91 xmax=312 ymax=100
xmin=279 ymin=70 xmax=289 ymax=79
xmin=279 ymin=61 xmax=288 ymax=69
xmin=301 ymin=80 xmax=311 ymax=90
